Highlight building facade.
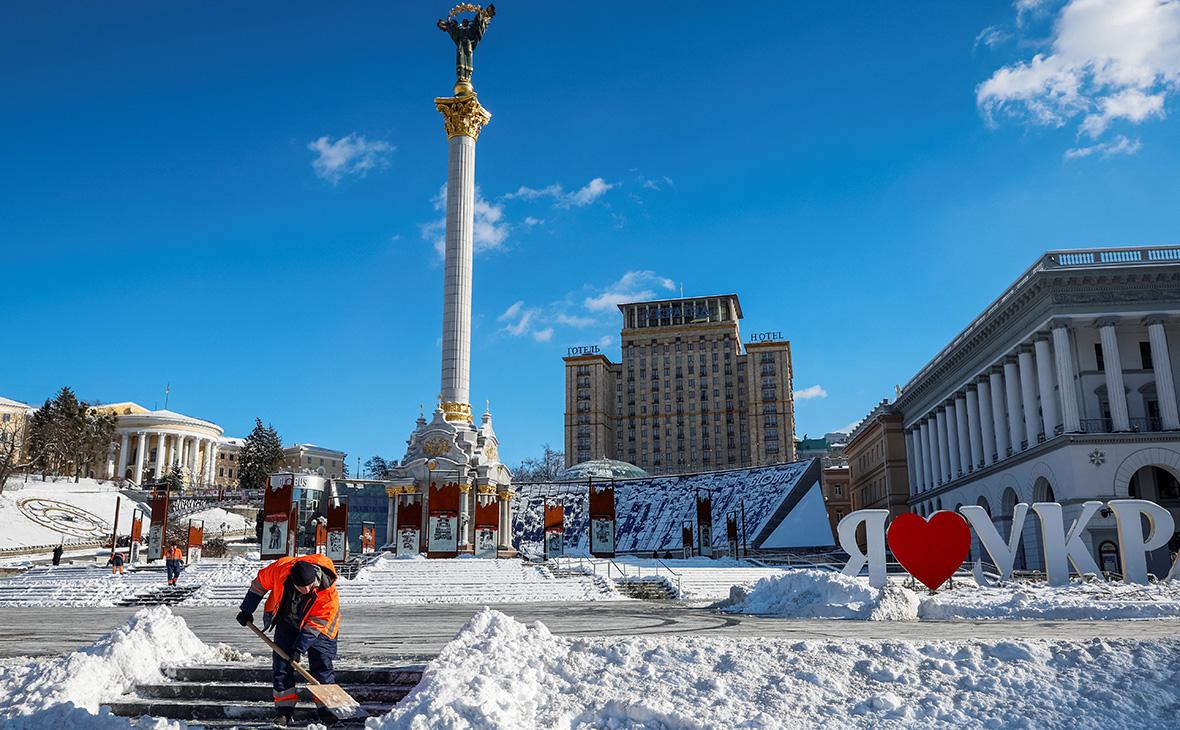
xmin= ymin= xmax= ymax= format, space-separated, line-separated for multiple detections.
xmin=895 ymin=248 xmax=1180 ymax=576
xmin=0 ymin=397 xmax=34 ymax=465
xmin=844 ymin=400 xmax=910 ymax=518
xmin=96 ymin=403 xmax=226 ymax=487
xmin=563 ymin=295 xmax=797 ymax=475
xmin=280 ymin=443 xmax=347 ymax=479
xmin=821 ymin=463 xmax=852 ymax=532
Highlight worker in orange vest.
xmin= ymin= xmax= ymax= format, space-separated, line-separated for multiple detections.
xmin=164 ymin=543 xmax=184 ymax=585
xmin=237 ymin=554 xmax=341 ymax=727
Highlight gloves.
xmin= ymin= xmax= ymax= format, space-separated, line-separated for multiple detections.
xmin=236 ymin=611 xmax=253 ymax=627
xmin=290 ymin=651 xmax=302 ymax=665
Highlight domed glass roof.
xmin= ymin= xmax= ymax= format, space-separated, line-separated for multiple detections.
xmin=554 ymin=459 xmax=650 ymax=482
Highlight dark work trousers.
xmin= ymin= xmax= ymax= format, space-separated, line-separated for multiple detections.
xmin=165 ymin=560 xmax=181 ymax=583
xmin=272 ymin=621 xmax=338 ymax=713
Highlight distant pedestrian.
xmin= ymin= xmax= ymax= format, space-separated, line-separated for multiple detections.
xmin=1169 ymin=532 xmax=1180 ymax=564
xmin=107 ymin=551 xmax=126 ymax=575
xmin=51 ymin=543 xmax=63 ymax=566
xmin=165 ymin=542 xmax=184 ymax=585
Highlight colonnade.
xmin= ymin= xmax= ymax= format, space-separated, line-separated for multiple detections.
xmin=906 ymin=317 xmax=1180 ymax=494
xmin=113 ymin=430 xmax=220 ymax=487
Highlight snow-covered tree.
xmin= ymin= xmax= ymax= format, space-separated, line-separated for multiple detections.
xmin=237 ymin=418 xmax=283 ymax=492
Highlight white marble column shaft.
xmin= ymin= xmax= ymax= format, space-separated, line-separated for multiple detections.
xmin=989 ymin=369 xmax=1010 ymax=458
xmin=134 ymin=432 xmax=147 ymax=484
xmin=1018 ymin=348 xmax=1040 ymax=445
xmin=965 ymin=388 xmax=983 ymax=469
xmin=977 ymin=378 xmax=997 ymax=465
xmin=1003 ymin=359 xmax=1025 ymax=451
xmin=954 ymin=394 xmax=971 ymax=473
xmin=440 ymin=134 xmax=476 ymax=408
xmin=117 ymin=433 xmax=130 ymax=481
xmin=1033 ymin=337 xmax=1059 ymax=438
xmin=1098 ymin=319 xmax=1130 ymax=431
xmin=1146 ymin=318 xmax=1180 ymax=429
xmin=920 ymin=421 xmax=934 ymax=491
xmin=154 ymin=433 xmax=167 ymax=478
xmin=1051 ymin=323 xmax=1081 ymax=432
xmin=935 ymin=409 xmax=951 ymax=483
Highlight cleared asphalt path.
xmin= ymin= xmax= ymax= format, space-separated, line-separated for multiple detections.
xmin=3 ymin=603 xmax=1179 ymax=662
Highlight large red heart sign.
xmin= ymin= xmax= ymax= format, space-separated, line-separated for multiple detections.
xmin=886 ymin=512 xmax=971 ymax=591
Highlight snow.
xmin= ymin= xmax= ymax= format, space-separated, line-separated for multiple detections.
xmin=183 ymin=507 xmax=250 ymax=534
xmin=607 ymin=556 xmax=797 ymax=601
xmin=723 ymin=568 xmax=1180 ymax=621
xmin=368 ymin=608 xmax=1180 ymax=729
xmin=0 ymin=477 xmax=149 ymax=550
xmin=0 ymin=606 xmax=240 ymax=729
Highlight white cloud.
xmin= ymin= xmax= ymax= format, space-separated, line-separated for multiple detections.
xmin=1064 ymin=133 xmax=1143 ymax=158
xmin=583 ymin=271 xmax=677 ymax=312
xmin=554 ymin=312 xmax=598 ymax=327
xmin=503 ymin=177 xmax=616 ymax=208
xmin=422 ymin=184 xmax=509 ymax=257
xmin=532 ymin=327 xmax=554 ymax=342
xmin=977 ymin=0 xmax=1180 ymax=150
xmin=498 ymin=301 xmax=524 ymax=321
xmin=523 ymin=216 xmax=543 ymax=227
xmin=308 ymin=133 xmax=393 ymax=185
xmin=793 ymin=384 xmax=829 ymax=401
xmin=974 ymin=25 xmax=1012 ymax=51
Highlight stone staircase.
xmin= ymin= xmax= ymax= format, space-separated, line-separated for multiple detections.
xmin=114 ymin=583 xmax=200 ymax=606
xmin=106 ymin=662 xmax=424 ymax=727
xmin=614 ymin=576 xmax=679 ymax=600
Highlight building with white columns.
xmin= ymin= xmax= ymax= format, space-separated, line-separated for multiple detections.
xmin=895 ymin=247 xmax=1180 ymax=576
xmin=97 ymin=403 xmax=226 ymax=487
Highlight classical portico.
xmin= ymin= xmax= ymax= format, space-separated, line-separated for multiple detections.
xmin=98 ymin=403 xmax=224 ymax=488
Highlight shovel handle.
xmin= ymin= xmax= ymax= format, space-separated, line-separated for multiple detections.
xmin=246 ymin=621 xmax=321 ymax=686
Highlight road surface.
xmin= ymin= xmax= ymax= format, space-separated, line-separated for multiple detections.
xmin=3 ymin=602 xmax=1179 ymax=662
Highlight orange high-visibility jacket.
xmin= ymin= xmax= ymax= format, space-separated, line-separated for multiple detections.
xmin=165 ymin=546 xmax=184 ymax=561
xmin=248 ymin=554 xmax=340 ymax=639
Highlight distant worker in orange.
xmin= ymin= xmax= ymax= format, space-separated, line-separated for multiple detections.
xmin=236 ymin=554 xmax=341 ymax=727
xmin=107 ymin=550 xmax=125 ymax=575
xmin=164 ymin=542 xmax=184 ymax=585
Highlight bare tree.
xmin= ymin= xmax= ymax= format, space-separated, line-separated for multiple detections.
xmin=513 ymin=443 xmax=565 ymax=481
xmin=0 ymin=417 xmax=31 ymax=495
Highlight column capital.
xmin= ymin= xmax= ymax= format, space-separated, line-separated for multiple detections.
xmin=1032 ymin=332 xmax=1051 ymax=344
xmin=1095 ymin=316 xmax=1121 ymax=329
xmin=1003 ymin=355 xmax=1019 ymax=366
xmin=1048 ymin=317 xmax=1073 ymax=330
xmin=1143 ymin=314 xmax=1170 ymax=327
xmin=965 ymin=382 xmax=977 ymax=392
xmin=1017 ymin=344 xmax=1035 ymax=355
xmin=435 ymin=94 xmax=491 ymax=141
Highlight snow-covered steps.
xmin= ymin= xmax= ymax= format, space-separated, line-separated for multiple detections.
xmin=115 ymin=584 xmax=200 ymax=606
xmin=106 ymin=663 xmax=424 ymax=726
xmin=614 ymin=576 xmax=678 ymax=600
xmin=340 ymin=556 xmax=626 ymax=604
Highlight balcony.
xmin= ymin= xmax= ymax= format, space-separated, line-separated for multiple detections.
xmin=1077 ymin=417 xmax=1165 ymax=433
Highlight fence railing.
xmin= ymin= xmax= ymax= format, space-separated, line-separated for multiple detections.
xmin=550 ymin=555 xmax=683 ymax=597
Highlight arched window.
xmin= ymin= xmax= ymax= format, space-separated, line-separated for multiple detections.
xmin=1098 ymin=541 xmax=1120 ymax=574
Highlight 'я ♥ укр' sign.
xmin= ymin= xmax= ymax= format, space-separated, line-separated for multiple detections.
xmin=837 ymin=499 xmax=1180 ymax=590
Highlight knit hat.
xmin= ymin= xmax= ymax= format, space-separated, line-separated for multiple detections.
xmin=291 ymin=561 xmax=319 ymax=587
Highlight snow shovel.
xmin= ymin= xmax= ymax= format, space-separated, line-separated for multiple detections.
xmin=245 ymin=622 xmax=367 ymax=721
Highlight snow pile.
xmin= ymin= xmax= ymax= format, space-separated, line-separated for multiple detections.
xmin=369 ymin=609 xmax=1180 ymax=729
xmin=0 ymin=477 xmax=149 ymax=550
xmin=725 ymin=569 xmax=1180 ymax=621
xmin=184 ymin=507 xmax=250 ymax=534
xmin=0 ymin=606 xmax=235 ymax=729
xmin=919 ymin=578 xmax=1180 ymax=620
xmin=723 ymin=568 xmax=920 ymax=620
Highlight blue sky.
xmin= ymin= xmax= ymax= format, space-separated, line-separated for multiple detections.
xmin=3 ymin=0 xmax=1179 ymax=469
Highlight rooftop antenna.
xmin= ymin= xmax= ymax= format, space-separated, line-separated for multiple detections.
xmin=163 ymin=382 xmax=171 ymax=409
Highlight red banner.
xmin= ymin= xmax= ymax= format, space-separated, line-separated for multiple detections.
xmin=696 ymin=492 xmax=713 ymax=557
xmin=588 ymin=484 xmax=616 ymax=558
xmin=682 ymin=524 xmax=693 ymax=559
xmin=327 ymin=499 xmax=349 ymax=561
xmin=727 ymin=514 xmax=739 ymax=559
xmin=544 ymin=500 xmax=564 ymax=559
xmin=262 ymin=474 xmax=294 ymax=559
xmin=147 ymin=486 xmax=169 ymax=561
xmin=130 ymin=509 xmax=144 ymax=543
xmin=474 ymin=492 xmax=499 ymax=559
xmin=315 ymin=521 xmax=327 ymax=553
xmin=428 ymin=482 xmax=461 ymax=558
xmin=186 ymin=520 xmax=204 ymax=564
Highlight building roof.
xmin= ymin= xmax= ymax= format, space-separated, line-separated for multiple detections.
xmin=0 ymin=396 xmax=33 ymax=410
xmin=286 ymin=443 xmax=347 ymax=456
xmin=616 ymin=293 xmax=744 ymax=319
xmin=554 ymin=459 xmax=650 ymax=482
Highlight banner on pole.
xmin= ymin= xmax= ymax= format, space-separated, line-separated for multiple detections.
xmin=544 ymin=499 xmax=564 ymax=560
xmin=428 ymin=482 xmax=461 ymax=558
xmin=130 ymin=508 xmax=144 ymax=564
xmin=726 ymin=513 xmax=739 ymax=559
xmin=588 ymin=484 xmax=616 ymax=558
xmin=396 ymin=492 xmax=422 ymax=557
xmin=314 ymin=520 xmax=327 ymax=554
xmin=147 ymin=484 xmax=169 ymax=561
xmin=474 ymin=492 xmax=499 ymax=558
xmin=696 ymin=491 xmax=713 ymax=558
xmin=327 ymin=499 xmax=349 ymax=562
xmin=262 ymin=474 xmax=294 ymax=559
xmin=186 ymin=520 xmax=204 ymax=564
xmin=681 ymin=524 xmax=693 ymax=560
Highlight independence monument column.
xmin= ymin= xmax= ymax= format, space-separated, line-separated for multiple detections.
xmin=435 ymin=3 xmax=494 ymax=425
xmin=386 ymin=4 xmax=511 ymax=558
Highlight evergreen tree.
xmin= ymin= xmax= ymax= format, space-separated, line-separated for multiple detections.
xmin=364 ymin=455 xmax=397 ymax=479
xmin=26 ymin=387 xmax=116 ymax=481
xmin=164 ymin=464 xmax=184 ymax=494
xmin=238 ymin=418 xmax=283 ymax=492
